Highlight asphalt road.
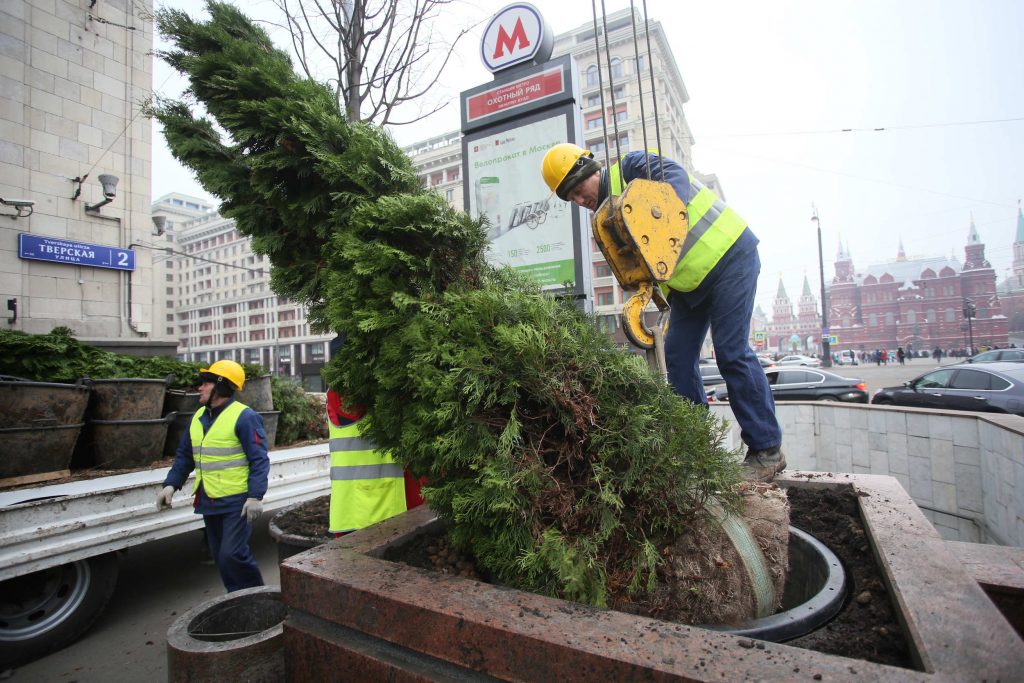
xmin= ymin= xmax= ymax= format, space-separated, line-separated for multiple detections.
xmin=1 ymin=357 xmax=964 ymax=681
xmin=775 ymin=356 xmax=963 ymax=398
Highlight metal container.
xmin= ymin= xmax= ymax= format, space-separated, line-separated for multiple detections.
xmin=0 ymin=379 xmax=90 ymax=428
xmin=87 ymin=412 xmax=176 ymax=470
xmin=259 ymin=410 xmax=281 ymax=450
xmin=87 ymin=375 xmax=174 ymax=421
xmin=0 ymin=422 xmax=84 ymax=479
xmin=235 ymin=375 xmax=272 ymax=412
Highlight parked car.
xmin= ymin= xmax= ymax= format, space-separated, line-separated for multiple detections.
xmin=776 ymin=354 xmax=822 ymax=367
xmin=756 ymin=356 xmax=777 ymax=370
xmin=966 ymin=349 xmax=1024 ymax=364
xmin=699 ymin=363 xmax=725 ymax=387
xmin=871 ymin=362 xmax=1024 ymax=416
xmin=713 ymin=368 xmax=868 ymax=403
xmin=835 ymin=350 xmax=858 ymax=366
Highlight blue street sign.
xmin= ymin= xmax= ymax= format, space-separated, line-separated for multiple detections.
xmin=18 ymin=233 xmax=135 ymax=271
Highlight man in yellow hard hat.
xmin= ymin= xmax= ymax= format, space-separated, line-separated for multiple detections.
xmin=541 ymin=144 xmax=784 ymax=481
xmin=156 ymin=359 xmax=270 ymax=591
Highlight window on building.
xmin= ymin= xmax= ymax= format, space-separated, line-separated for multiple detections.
xmin=250 ymin=329 xmax=265 ymax=341
xmin=946 ymin=307 xmax=955 ymax=322
xmin=594 ymin=263 xmax=612 ymax=278
xmin=585 ymin=112 xmax=603 ymax=130
xmin=310 ymin=342 xmax=325 ymax=360
xmin=926 ymin=308 xmax=936 ymax=323
xmin=869 ymin=313 xmax=877 ymax=327
xmin=586 ymin=64 xmax=599 ymax=87
xmin=885 ymin=312 xmax=894 ymax=326
xmin=445 ymin=188 xmax=453 ymax=203
xmin=906 ymin=310 xmax=916 ymax=324
xmin=610 ymin=57 xmax=622 ymax=79
xmin=447 ymin=167 xmax=460 ymax=182
xmin=596 ymin=289 xmax=614 ymax=306
xmin=588 ymin=140 xmax=605 ymax=155
xmin=586 ymin=93 xmax=600 ymax=107
xmin=636 ymin=55 xmax=645 ymax=73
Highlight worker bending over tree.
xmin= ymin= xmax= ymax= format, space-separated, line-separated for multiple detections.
xmin=541 ymin=144 xmax=784 ymax=481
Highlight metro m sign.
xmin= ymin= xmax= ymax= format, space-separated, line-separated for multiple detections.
xmin=480 ymin=3 xmax=553 ymax=74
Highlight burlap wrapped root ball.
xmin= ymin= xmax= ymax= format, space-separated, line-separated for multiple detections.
xmin=616 ymin=483 xmax=790 ymax=625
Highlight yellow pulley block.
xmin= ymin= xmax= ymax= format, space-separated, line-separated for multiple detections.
xmin=592 ymin=178 xmax=688 ymax=349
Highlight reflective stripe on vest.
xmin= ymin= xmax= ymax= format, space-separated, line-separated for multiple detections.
xmin=328 ymin=418 xmax=406 ymax=534
xmin=190 ymin=400 xmax=249 ymax=499
xmin=608 ymin=162 xmax=746 ymax=292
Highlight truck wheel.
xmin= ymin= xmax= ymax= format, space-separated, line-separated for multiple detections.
xmin=0 ymin=553 xmax=119 ymax=669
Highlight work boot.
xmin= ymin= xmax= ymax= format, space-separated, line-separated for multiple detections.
xmin=742 ymin=445 xmax=786 ymax=483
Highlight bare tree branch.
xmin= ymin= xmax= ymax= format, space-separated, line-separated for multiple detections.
xmin=267 ymin=0 xmax=482 ymax=124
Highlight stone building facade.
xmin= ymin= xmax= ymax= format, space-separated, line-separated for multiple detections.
xmin=1 ymin=0 xmax=164 ymax=353
xmin=824 ymin=222 xmax=1007 ymax=355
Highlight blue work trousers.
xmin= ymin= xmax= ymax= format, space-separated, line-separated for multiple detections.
xmin=664 ymin=247 xmax=782 ymax=451
xmin=204 ymin=512 xmax=264 ymax=592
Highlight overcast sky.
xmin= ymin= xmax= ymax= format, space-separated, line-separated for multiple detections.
xmin=152 ymin=0 xmax=1024 ymax=314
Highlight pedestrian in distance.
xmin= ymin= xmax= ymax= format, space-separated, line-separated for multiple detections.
xmin=156 ymin=360 xmax=269 ymax=592
xmin=540 ymin=144 xmax=784 ymax=482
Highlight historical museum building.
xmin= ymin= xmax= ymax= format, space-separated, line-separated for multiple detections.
xmin=766 ymin=219 xmax=1009 ymax=355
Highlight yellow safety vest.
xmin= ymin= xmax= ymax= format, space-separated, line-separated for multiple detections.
xmin=609 ymin=160 xmax=747 ymax=292
xmin=328 ymin=417 xmax=406 ymax=534
xmin=190 ymin=400 xmax=249 ymax=499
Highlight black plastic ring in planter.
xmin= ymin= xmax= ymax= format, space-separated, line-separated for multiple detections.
xmin=166 ymin=585 xmax=286 ymax=683
xmin=701 ymin=526 xmax=848 ymax=642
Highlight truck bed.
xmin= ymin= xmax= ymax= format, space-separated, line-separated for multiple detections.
xmin=0 ymin=441 xmax=330 ymax=581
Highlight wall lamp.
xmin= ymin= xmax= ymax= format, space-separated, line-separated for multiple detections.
xmin=0 ymin=197 xmax=34 ymax=218
xmin=152 ymin=215 xmax=167 ymax=236
xmin=85 ymin=174 xmax=119 ymax=212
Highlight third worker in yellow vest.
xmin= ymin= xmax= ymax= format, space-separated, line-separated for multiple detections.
xmin=541 ymin=144 xmax=784 ymax=481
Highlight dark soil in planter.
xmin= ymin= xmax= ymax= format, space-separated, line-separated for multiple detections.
xmin=275 ymin=487 xmax=913 ymax=669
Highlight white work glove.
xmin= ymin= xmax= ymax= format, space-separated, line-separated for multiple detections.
xmin=156 ymin=485 xmax=175 ymax=511
xmin=241 ymin=498 xmax=263 ymax=524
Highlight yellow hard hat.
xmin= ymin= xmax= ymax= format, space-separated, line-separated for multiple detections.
xmin=541 ymin=143 xmax=600 ymax=200
xmin=199 ymin=359 xmax=246 ymax=391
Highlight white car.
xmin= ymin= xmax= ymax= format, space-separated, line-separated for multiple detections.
xmin=777 ymin=354 xmax=822 ymax=367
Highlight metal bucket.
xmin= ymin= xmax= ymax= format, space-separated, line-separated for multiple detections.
xmin=0 ymin=422 xmax=84 ymax=479
xmin=259 ymin=411 xmax=280 ymax=450
xmin=87 ymin=375 xmax=174 ymax=421
xmin=163 ymin=390 xmax=200 ymax=416
xmin=0 ymin=379 xmax=90 ymax=428
xmin=268 ymin=497 xmax=331 ymax=563
xmin=235 ymin=375 xmax=272 ymax=412
xmin=87 ymin=412 xmax=176 ymax=470
xmin=163 ymin=410 xmax=196 ymax=458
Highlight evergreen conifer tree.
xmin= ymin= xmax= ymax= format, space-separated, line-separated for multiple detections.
xmin=152 ymin=1 xmax=783 ymax=621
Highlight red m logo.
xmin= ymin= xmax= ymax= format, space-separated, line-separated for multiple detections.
xmin=492 ymin=18 xmax=530 ymax=59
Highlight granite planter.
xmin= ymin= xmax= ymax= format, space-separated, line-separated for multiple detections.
xmin=279 ymin=473 xmax=1024 ymax=682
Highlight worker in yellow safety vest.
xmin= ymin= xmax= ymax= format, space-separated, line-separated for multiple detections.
xmin=156 ymin=359 xmax=269 ymax=591
xmin=541 ymin=144 xmax=784 ymax=481
xmin=325 ymin=336 xmax=419 ymax=534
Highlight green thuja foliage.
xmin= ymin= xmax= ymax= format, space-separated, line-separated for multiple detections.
xmin=271 ymin=376 xmax=327 ymax=445
xmin=0 ymin=327 xmax=259 ymax=388
xmin=152 ymin=1 xmax=741 ymax=609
